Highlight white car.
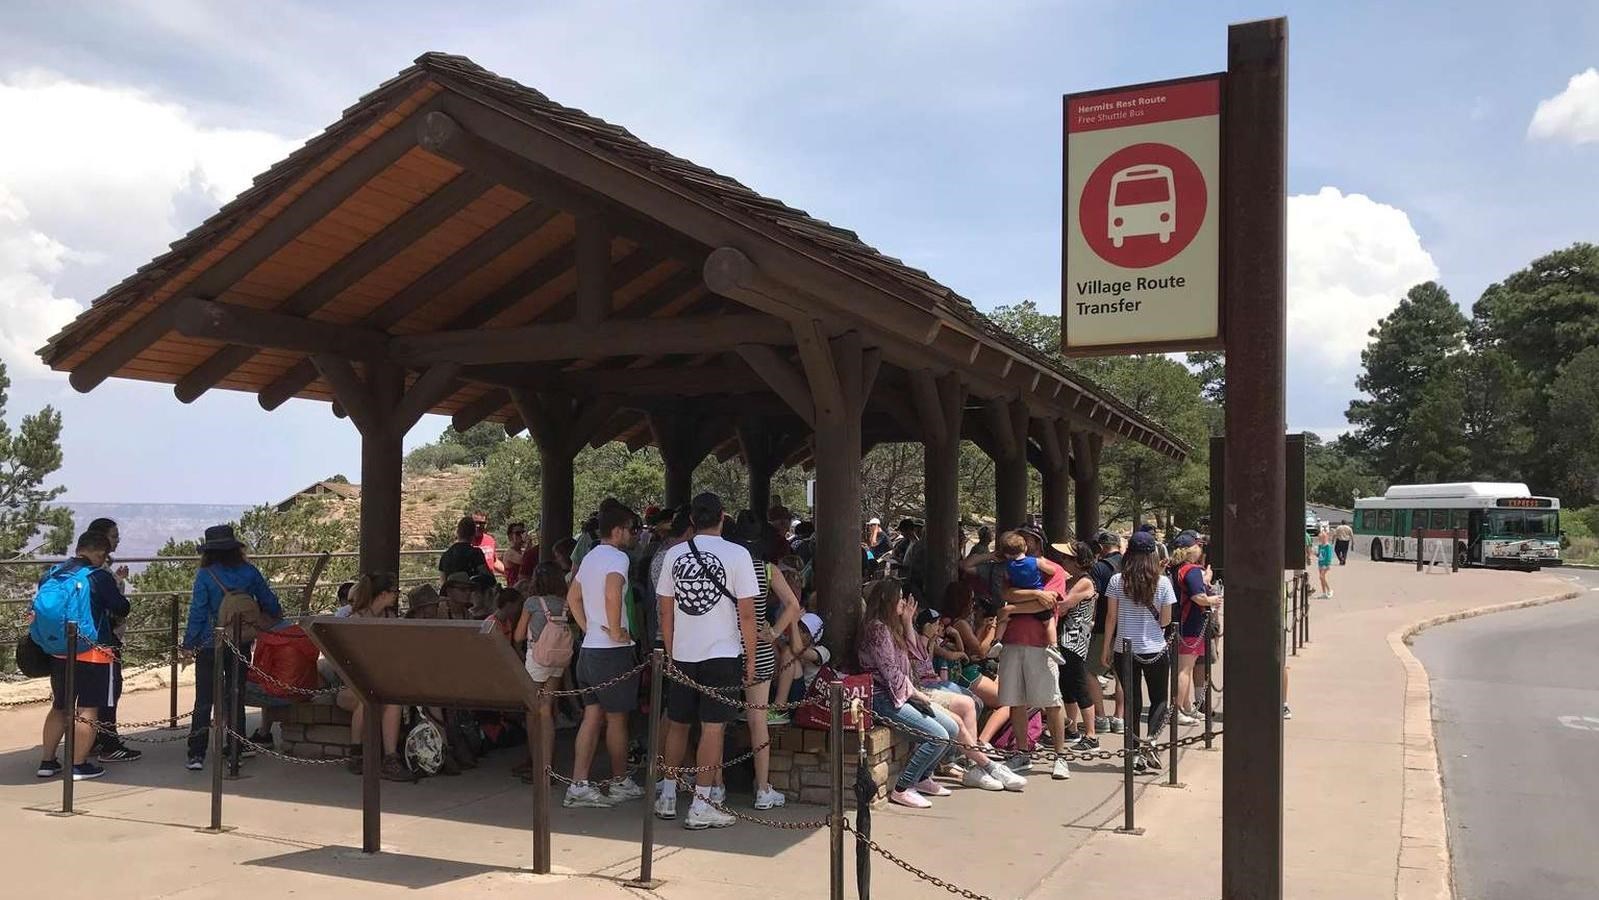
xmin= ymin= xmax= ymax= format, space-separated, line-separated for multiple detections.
xmin=1108 ymin=164 xmax=1176 ymax=248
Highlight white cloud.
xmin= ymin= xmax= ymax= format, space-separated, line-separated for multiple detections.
xmin=1527 ymin=68 xmax=1599 ymax=145
xmin=0 ymin=71 xmax=296 ymax=374
xmin=1287 ymin=187 xmax=1438 ymax=377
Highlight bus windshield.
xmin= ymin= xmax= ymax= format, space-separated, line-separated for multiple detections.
xmin=1114 ymin=177 xmax=1169 ymax=205
xmin=1487 ymin=509 xmax=1560 ymax=538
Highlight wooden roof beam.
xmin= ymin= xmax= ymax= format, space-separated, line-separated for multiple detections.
xmin=256 ymin=201 xmax=558 ymax=410
xmin=68 ymin=98 xmax=445 ymax=395
xmin=172 ymin=170 xmax=494 ymax=403
xmin=452 ymin=387 xmax=511 ymax=432
xmin=419 ymin=110 xmax=709 ymax=268
xmin=173 ymin=298 xmax=389 ymax=359
xmin=394 ymin=313 xmax=790 ymax=366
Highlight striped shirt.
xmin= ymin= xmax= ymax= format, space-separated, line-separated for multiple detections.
xmin=1107 ymin=573 xmax=1176 ymax=655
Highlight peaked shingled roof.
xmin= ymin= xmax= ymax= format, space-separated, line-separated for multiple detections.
xmin=40 ymin=52 xmax=1187 ymax=459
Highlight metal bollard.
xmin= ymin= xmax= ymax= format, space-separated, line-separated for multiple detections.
xmin=168 ymin=596 xmax=180 ymax=729
xmin=1451 ymin=528 xmax=1462 ymax=573
xmin=1115 ymin=639 xmax=1142 ymax=834
xmin=1166 ymin=635 xmax=1182 ymax=787
xmin=635 ymin=649 xmax=664 ymax=886
xmin=829 ymin=682 xmax=845 ymax=900
xmin=529 ymin=696 xmax=551 ymax=875
xmin=1301 ymin=574 xmax=1310 ymax=645
xmin=209 ymin=626 xmax=226 ymax=832
xmin=1289 ymin=576 xmax=1299 ymax=656
xmin=1202 ymin=625 xmax=1216 ymax=750
xmin=60 ymin=621 xmax=79 ymax=815
xmin=1415 ymin=528 xmax=1424 ymax=572
xmin=227 ymin=618 xmax=243 ymax=778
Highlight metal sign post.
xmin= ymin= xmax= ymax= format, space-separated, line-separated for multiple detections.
xmin=1221 ymin=17 xmax=1289 ymax=900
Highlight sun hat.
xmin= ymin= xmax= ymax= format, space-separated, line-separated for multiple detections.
xmin=1050 ymin=541 xmax=1080 ymax=559
xmin=199 ymin=524 xmax=244 ymax=551
xmin=443 ymin=571 xmax=474 ymax=589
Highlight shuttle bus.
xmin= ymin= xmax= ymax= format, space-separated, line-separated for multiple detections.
xmin=1353 ymin=483 xmax=1561 ymax=570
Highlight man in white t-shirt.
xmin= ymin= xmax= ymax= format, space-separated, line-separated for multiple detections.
xmin=653 ymin=492 xmax=759 ymax=830
xmin=563 ymin=499 xmax=644 ymax=809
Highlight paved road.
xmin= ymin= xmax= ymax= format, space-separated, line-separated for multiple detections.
xmin=1412 ymin=567 xmax=1599 ymax=900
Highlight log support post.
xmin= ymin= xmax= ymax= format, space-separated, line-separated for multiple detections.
xmin=1034 ymin=418 xmax=1074 ymax=542
xmin=741 ymin=323 xmax=878 ymax=657
xmin=737 ymin=418 xmax=806 ymax=521
xmin=312 ymin=357 xmax=463 ymax=574
xmin=1071 ymin=431 xmax=1104 ymax=539
xmin=650 ymin=411 xmax=728 ymax=510
xmin=984 ymin=395 xmax=1031 ymax=530
xmin=510 ymin=389 xmax=620 ymax=562
xmin=911 ymin=370 xmax=966 ymax=609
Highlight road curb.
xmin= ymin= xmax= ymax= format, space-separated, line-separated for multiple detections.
xmin=1386 ymin=589 xmax=1582 ymax=900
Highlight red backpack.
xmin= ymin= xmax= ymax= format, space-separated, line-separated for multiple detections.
xmin=247 ymin=624 xmax=319 ymax=698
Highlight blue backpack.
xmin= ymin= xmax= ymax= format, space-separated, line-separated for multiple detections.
xmin=29 ymin=561 xmax=98 ymax=656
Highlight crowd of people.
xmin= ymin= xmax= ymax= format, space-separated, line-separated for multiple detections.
xmin=27 ymin=500 xmax=1236 ymax=822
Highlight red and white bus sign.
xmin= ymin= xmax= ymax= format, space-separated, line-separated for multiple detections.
xmin=1063 ymin=76 xmax=1222 ymax=354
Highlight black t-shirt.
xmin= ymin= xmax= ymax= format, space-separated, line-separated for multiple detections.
xmin=1089 ymin=551 xmax=1122 ymax=634
xmin=438 ymin=542 xmax=489 ymax=579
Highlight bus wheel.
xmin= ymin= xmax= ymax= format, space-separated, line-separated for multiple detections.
xmin=1370 ymin=539 xmax=1384 ymax=562
xmin=1455 ymin=543 xmax=1469 ymax=569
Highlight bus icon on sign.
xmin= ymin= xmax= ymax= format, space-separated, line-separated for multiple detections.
xmin=1107 ymin=164 xmax=1176 ymax=248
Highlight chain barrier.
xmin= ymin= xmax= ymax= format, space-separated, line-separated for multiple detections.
xmin=72 ymin=715 xmax=206 ymax=743
xmin=704 ymin=795 xmax=832 ymax=830
xmin=659 ymin=659 xmax=823 ymax=712
xmin=842 ymin=818 xmax=992 ymax=900
xmin=0 ymin=647 xmax=184 ymax=708
xmin=539 ymin=659 xmax=651 ymax=698
xmin=544 ymin=766 xmax=640 ymax=790
xmin=657 ymin=738 xmax=772 ymax=776
xmin=224 ymin=727 xmax=347 ymax=766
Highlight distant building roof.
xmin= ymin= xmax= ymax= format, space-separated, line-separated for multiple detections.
xmin=274 ymin=480 xmax=362 ymax=512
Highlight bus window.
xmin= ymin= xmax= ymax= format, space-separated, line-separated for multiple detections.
xmin=1354 ymin=510 xmax=1366 ymax=530
xmin=1411 ymin=510 xmax=1428 ymax=533
xmin=1450 ymin=509 xmax=1469 ymax=531
xmin=1376 ymin=509 xmax=1392 ymax=532
xmin=1430 ymin=510 xmax=1449 ymax=530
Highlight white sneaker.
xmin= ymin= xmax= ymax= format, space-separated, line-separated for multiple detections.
xmin=888 ymin=787 xmax=931 ymax=809
xmin=913 ymin=777 xmax=952 ymax=797
xmin=1176 ymin=711 xmax=1200 ymax=727
xmin=1005 ymin=753 xmax=1033 ymax=774
xmin=609 ymin=777 xmax=645 ymax=802
xmin=563 ymin=782 xmax=615 ymax=809
xmin=989 ymin=763 xmax=1027 ymax=792
xmin=962 ymin=767 xmax=1004 ymax=791
xmin=684 ymin=797 xmax=735 ymax=829
xmin=754 ymin=785 xmax=787 ymax=810
xmin=1052 ymin=757 xmax=1071 ymax=780
xmin=654 ymin=788 xmax=678 ymax=820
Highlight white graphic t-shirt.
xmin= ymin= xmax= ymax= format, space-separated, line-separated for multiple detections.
xmin=654 ymin=534 xmax=758 ymax=663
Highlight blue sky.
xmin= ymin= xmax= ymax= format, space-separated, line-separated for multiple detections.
xmin=0 ymin=1 xmax=1595 ymax=503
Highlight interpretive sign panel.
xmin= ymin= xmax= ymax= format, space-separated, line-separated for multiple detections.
xmin=1063 ymin=75 xmax=1223 ymax=354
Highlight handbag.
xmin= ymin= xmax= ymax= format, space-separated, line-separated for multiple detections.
xmin=794 ymin=665 xmax=873 ymax=730
xmin=15 ymin=633 xmax=51 ymax=678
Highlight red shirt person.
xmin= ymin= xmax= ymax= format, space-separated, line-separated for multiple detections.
xmin=471 ymin=511 xmax=504 ymax=577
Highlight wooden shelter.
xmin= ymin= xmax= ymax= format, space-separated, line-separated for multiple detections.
xmin=40 ymin=53 xmax=1187 ymax=645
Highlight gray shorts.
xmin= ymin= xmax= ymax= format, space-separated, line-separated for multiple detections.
xmin=576 ymin=646 xmax=640 ymax=713
xmin=996 ymin=645 xmax=1062 ymax=708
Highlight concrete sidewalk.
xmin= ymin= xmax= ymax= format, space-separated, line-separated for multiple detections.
xmin=1028 ymin=560 xmax=1575 ymax=900
xmin=0 ymin=560 xmax=1574 ymax=899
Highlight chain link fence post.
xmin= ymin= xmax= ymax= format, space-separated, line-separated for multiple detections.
xmin=168 ymin=595 xmax=180 ymax=729
xmin=227 ymin=617 xmax=243 ymax=779
xmin=208 ymin=625 xmax=225 ymax=831
xmin=635 ymin=649 xmax=663 ymax=887
xmin=829 ymin=681 xmax=845 ymax=900
xmin=1203 ymin=623 xmax=1216 ymax=750
xmin=1115 ymin=638 xmax=1142 ymax=834
xmin=530 ymin=695 xmax=550 ymax=875
xmin=1166 ymin=632 xmax=1182 ymax=787
xmin=59 ymin=621 xmax=78 ymax=815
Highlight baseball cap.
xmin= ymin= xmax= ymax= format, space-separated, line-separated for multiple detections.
xmin=867 ymin=517 xmax=882 ymax=526
xmin=1137 ymin=523 xmax=1157 ymax=534
xmin=800 ymin=612 xmax=824 ymax=642
xmin=1173 ymin=532 xmax=1200 ymax=549
xmin=1128 ymin=531 xmax=1158 ymax=554
xmin=913 ymin=608 xmax=942 ymax=630
xmin=1094 ymin=529 xmax=1120 ymax=548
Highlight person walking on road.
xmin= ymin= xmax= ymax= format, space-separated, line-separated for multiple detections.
xmin=1334 ymin=521 xmax=1353 ymax=565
